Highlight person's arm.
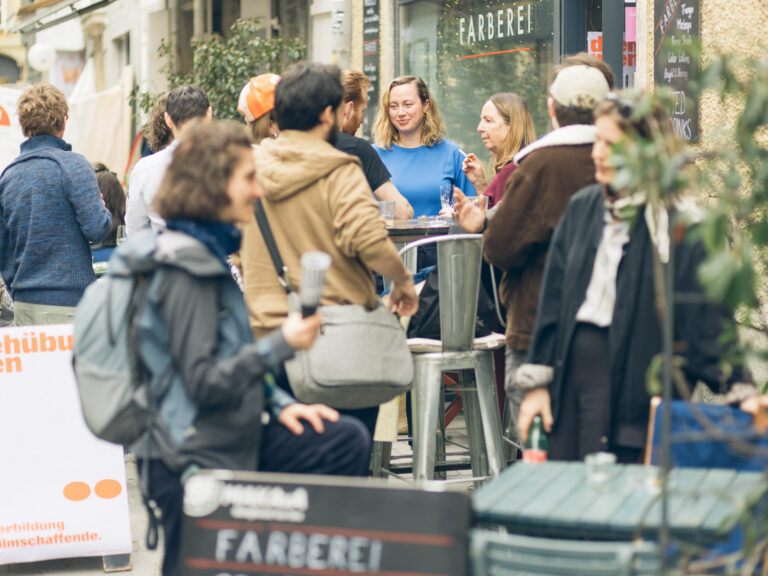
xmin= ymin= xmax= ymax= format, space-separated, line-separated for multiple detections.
xmin=125 ymin=165 xmax=149 ymax=236
xmin=365 ymin=242 xmax=418 ymax=316
xmin=484 ymin=169 xmax=550 ymax=270
xmin=453 ymin=148 xmax=476 ymax=197
xmin=515 ymin=201 xmax=574 ymax=441
xmin=453 ymin=188 xmax=486 ymax=233
xmin=373 ymin=180 xmax=413 ymax=219
xmin=327 ymin=165 xmax=418 ymax=316
xmin=462 ymin=153 xmax=489 ymax=195
xmin=63 ymin=157 xmax=111 ymax=243
xmin=157 ymin=268 xmax=312 ymax=407
xmin=677 ymin=238 xmax=749 ymax=393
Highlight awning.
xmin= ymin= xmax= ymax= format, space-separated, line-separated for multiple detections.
xmin=9 ymin=0 xmax=118 ymax=34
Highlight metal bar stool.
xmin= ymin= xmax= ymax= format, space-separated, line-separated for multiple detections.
xmin=402 ymin=234 xmax=506 ymax=482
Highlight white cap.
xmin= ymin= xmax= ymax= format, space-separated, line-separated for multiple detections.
xmin=549 ymin=65 xmax=610 ymax=110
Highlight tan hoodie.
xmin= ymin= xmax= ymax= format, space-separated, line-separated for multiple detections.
xmin=239 ymin=130 xmax=391 ymax=338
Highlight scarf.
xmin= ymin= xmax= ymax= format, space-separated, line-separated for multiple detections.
xmin=165 ymin=219 xmax=242 ymax=265
xmin=606 ymin=186 xmax=704 ymax=265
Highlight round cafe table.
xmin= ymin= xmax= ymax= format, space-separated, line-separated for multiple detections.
xmin=387 ymin=217 xmax=453 ymax=276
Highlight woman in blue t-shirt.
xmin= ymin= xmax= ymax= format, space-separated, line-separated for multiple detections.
xmin=373 ymin=76 xmax=474 ymax=216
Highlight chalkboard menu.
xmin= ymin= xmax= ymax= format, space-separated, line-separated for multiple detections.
xmin=180 ymin=470 xmax=471 ymax=576
xmin=362 ymin=0 xmax=380 ymax=141
xmin=654 ymin=0 xmax=700 ymax=142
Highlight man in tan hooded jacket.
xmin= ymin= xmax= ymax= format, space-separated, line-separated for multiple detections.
xmin=240 ymin=62 xmax=417 ymax=336
xmin=238 ymin=63 xmax=418 ymax=435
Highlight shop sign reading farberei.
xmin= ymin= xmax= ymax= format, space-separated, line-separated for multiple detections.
xmin=459 ymin=3 xmax=534 ymax=46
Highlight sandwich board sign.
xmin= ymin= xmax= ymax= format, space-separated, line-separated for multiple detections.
xmin=180 ymin=470 xmax=471 ymax=576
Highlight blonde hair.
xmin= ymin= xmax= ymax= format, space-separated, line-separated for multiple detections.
xmin=17 ymin=83 xmax=68 ymax=137
xmin=487 ymin=93 xmax=536 ymax=172
xmin=373 ymin=76 xmax=445 ymax=149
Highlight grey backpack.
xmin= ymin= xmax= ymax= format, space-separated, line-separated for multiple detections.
xmin=73 ymin=231 xmax=161 ymax=446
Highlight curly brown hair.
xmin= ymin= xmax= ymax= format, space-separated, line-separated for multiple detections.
xmin=17 ymin=83 xmax=68 ymax=137
xmin=143 ymin=94 xmax=172 ymax=153
xmin=154 ymin=119 xmax=252 ymax=221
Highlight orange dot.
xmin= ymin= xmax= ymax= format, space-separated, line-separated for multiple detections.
xmin=63 ymin=482 xmax=91 ymax=501
xmin=94 ymin=479 xmax=122 ymax=499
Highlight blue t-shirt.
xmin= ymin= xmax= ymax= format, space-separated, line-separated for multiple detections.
xmin=374 ymin=139 xmax=475 ymax=216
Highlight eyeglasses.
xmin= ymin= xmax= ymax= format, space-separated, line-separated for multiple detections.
xmin=605 ymin=92 xmax=651 ymax=138
xmin=605 ymin=92 xmax=634 ymax=118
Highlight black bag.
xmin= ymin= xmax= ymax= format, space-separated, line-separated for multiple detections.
xmin=407 ymin=262 xmax=498 ymax=339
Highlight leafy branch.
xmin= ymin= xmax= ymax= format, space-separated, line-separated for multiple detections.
xmin=130 ymin=18 xmax=305 ymax=120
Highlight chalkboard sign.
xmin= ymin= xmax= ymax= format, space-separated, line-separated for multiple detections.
xmin=362 ymin=0 xmax=380 ymax=141
xmin=654 ymin=0 xmax=700 ymax=142
xmin=180 ymin=470 xmax=471 ymax=576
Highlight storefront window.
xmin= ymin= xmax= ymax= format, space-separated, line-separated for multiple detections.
xmin=398 ymin=0 xmax=555 ymax=163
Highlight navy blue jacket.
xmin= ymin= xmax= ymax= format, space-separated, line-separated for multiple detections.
xmin=0 ymin=135 xmax=111 ymax=306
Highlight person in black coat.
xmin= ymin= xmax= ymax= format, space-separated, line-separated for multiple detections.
xmin=516 ymin=93 xmax=767 ymax=462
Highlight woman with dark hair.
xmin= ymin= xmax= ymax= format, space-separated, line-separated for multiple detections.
xmin=132 ymin=119 xmax=371 ymax=576
xmin=373 ymin=75 xmax=475 ymax=216
xmin=90 ymin=163 xmax=125 ymax=262
xmin=143 ymin=94 xmax=172 ymax=153
xmin=516 ymin=92 xmax=767 ymax=462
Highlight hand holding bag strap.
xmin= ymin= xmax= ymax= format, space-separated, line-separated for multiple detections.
xmin=254 ymin=199 xmax=293 ymax=294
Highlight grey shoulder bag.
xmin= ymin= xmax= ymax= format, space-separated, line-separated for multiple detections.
xmin=253 ymin=200 xmax=413 ymax=409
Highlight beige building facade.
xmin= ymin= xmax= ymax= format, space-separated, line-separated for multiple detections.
xmin=348 ymin=0 xmax=768 ymax=155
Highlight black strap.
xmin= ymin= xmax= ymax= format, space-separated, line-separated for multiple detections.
xmin=254 ymin=199 xmax=292 ymax=294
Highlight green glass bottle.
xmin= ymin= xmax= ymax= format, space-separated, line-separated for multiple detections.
xmin=522 ymin=415 xmax=548 ymax=463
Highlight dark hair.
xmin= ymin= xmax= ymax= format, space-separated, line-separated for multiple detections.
xmin=92 ymin=163 xmax=125 ymax=245
xmin=552 ymin=101 xmax=596 ymax=127
xmin=555 ymin=52 xmax=616 ymax=89
xmin=274 ymin=62 xmax=343 ymax=131
xmin=154 ymin=119 xmax=251 ymax=221
xmin=143 ymin=93 xmax=172 ymax=152
xmin=165 ymin=85 xmax=210 ymax=128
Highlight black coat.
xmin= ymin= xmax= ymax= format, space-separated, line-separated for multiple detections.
xmin=528 ymin=185 xmax=736 ymax=449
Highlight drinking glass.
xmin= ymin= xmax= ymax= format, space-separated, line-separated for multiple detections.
xmin=378 ymin=201 xmax=396 ymax=226
xmin=473 ymin=195 xmax=489 ymax=211
xmin=116 ymin=225 xmax=126 ymax=245
xmin=585 ymin=451 xmax=616 ymax=488
xmin=439 ymin=183 xmax=454 ymax=212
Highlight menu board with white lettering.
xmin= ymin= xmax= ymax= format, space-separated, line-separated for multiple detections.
xmin=179 ymin=470 xmax=471 ymax=576
xmin=654 ymin=0 xmax=700 ymax=142
xmin=362 ymin=0 xmax=380 ymax=141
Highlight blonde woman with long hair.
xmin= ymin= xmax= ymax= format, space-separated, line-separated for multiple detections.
xmin=373 ymin=76 xmax=475 ymax=217
xmin=462 ymin=93 xmax=536 ymax=207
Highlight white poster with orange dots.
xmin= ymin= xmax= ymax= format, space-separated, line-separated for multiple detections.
xmin=0 ymin=324 xmax=132 ymax=565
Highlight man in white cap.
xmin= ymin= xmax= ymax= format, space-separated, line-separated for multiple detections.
xmin=455 ymin=56 xmax=613 ymax=456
